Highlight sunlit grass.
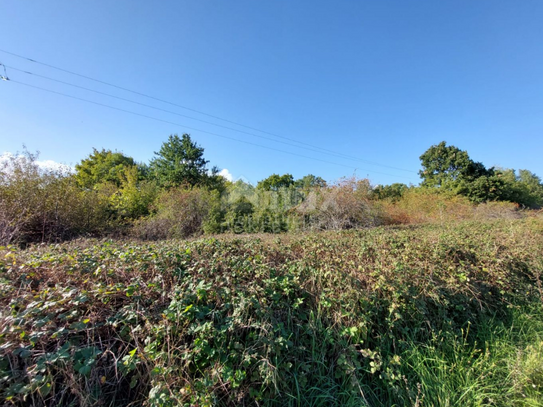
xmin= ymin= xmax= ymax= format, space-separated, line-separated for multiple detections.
xmin=1 ymin=218 xmax=543 ymax=406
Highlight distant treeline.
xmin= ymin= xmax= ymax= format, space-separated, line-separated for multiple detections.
xmin=1 ymin=136 xmax=542 ymax=245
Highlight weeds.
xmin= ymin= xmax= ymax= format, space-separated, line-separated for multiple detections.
xmin=1 ymin=218 xmax=543 ymax=406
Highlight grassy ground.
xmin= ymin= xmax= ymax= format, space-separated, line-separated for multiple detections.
xmin=1 ymin=218 xmax=543 ymax=406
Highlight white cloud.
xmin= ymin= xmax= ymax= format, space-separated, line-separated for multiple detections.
xmin=0 ymin=152 xmax=73 ymax=173
xmin=36 ymin=159 xmax=74 ymax=173
xmin=219 ymin=168 xmax=234 ymax=182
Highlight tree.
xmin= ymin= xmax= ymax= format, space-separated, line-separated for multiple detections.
xmin=418 ymin=141 xmax=502 ymax=203
xmin=461 ymin=174 xmax=506 ymax=203
xmin=202 ymin=166 xmax=227 ymax=194
xmin=149 ymin=134 xmax=210 ymax=188
xmin=257 ymin=174 xmax=294 ymax=191
xmin=75 ymin=149 xmax=137 ymax=189
xmin=109 ymin=165 xmax=158 ymax=218
xmin=372 ymin=183 xmax=408 ymax=201
xmin=419 ymin=142 xmax=543 ymax=207
xmin=517 ymin=169 xmax=543 ymax=207
xmin=294 ymin=174 xmax=327 ymax=190
xmin=493 ymin=168 xmax=543 ymax=208
xmin=419 ymin=141 xmax=490 ymax=189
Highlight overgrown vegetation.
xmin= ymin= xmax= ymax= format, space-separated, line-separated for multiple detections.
xmin=2 ymin=137 xmax=543 ymax=405
xmin=2 ymin=137 xmax=542 ymax=245
xmin=1 ymin=218 xmax=543 ymax=406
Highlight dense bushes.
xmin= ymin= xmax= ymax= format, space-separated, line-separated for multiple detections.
xmin=2 ymin=219 xmax=543 ymax=406
xmin=133 ymin=188 xmax=219 ymax=240
xmin=0 ymin=151 xmax=161 ymax=245
xmin=0 ymin=152 xmax=112 ymax=244
xmin=379 ymin=188 xmax=524 ymax=225
xmin=133 ymin=177 xmax=385 ymax=239
xmin=3 ymin=138 xmax=543 ymax=244
xmin=0 ymin=152 xmax=532 ymax=244
xmin=133 ymin=179 xmax=528 ymax=239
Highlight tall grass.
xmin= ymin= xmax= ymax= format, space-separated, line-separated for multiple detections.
xmin=399 ymin=303 xmax=543 ymax=407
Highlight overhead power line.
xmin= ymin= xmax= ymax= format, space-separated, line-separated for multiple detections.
xmin=4 ymin=78 xmax=416 ymax=181
xmin=0 ymin=49 xmax=417 ymax=174
xmin=4 ymin=64 xmax=413 ymax=169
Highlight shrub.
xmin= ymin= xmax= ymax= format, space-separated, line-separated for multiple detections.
xmin=2 ymin=218 xmax=543 ymax=405
xmin=296 ymin=177 xmax=383 ymax=230
xmin=372 ymin=183 xmax=408 ymax=202
xmin=381 ymin=188 xmax=474 ymax=225
xmin=381 ymin=189 xmax=527 ymax=225
xmin=217 ymin=183 xmax=304 ymax=234
xmin=473 ymin=201 xmax=523 ymax=220
xmin=133 ymin=187 xmax=219 ymax=240
xmin=108 ymin=166 xmax=158 ymax=219
xmin=0 ymin=151 xmax=111 ymax=245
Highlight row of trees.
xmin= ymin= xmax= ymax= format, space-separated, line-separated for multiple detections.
xmin=374 ymin=142 xmax=543 ymax=208
xmin=418 ymin=141 xmax=543 ymax=207
xmin=75 ymin=134 xmax=225 ymax=191
xmin=1 ymin=136 xmax=542 ymax=245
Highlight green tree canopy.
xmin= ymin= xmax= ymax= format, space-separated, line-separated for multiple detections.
xmin=294 ymin=174 xmax=327 ymax=190
xmin=202 ymin=166 xmax=228 ymax=194
xmin=257 ymin=174 xmax=295 ymax=191
xmin=372 ymin=183 xmax=408 ymax=201
xmin=419 ymin=142 xmax=543 ymax=207
xmin=518 ymin=169 xmax=543 ymax=202
xmin=419 ymin=141 xmax=491 ymax=189
xmin=149 ymin=134 xmax=210 ymax=188
xmin=493 ymin=168 xmax=543 ymax=208
xmin=75 ymin=148 xmax=137 ymax=189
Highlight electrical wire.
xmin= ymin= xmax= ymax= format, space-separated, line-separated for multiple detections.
xmin=4 ymin=64 xmax=412 ymax=169
xmin=0 ymin=49 xmax=418 ymax=174
xmin=5 ymin=78 xmax=417 ymax=181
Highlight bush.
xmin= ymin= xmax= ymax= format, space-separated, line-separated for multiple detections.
xmin=372 ymin=183 xmax=408 ymax=202
xmin=133 ymin=187 xmax=219 ymax=240
xmin=216 ymin=183 xmax=304 ymax=234
xmin=473 ymin=201 xmax=523 ymax=220
xmin=380 ymin=188 xmax=474 ymax=225
xmin=108 ymin=166 xmax=158 ymax=219
xmin=380 ymin=188 xmax=528 ymax=225
xmin=0 ymin=151 xmax=111 ymax=245
xmin=2 ymin=219 xmax=543 ymax=405
xmin=296 ymin=177 xmax=383 ymax=230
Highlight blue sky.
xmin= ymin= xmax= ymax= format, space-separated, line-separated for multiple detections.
xmin=1 ymin=0 xmax=542 ymax=185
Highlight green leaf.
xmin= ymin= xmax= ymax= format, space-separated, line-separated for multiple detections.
xmin=78 ymin=365 xmax=92 ymax=376
xmin=39 ymin=382 xmax=52 ymax=397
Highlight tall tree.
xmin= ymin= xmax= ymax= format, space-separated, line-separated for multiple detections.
xmin=75 ymin=149 xmax=137 ymax=189
xmin=149 ymin=134 xmax=210 ymax=188
xmin=294 ymin=174 xmax=327 ymax=190
xmin=494 ymin=168 xmax=543 ymax=208
xmin=419 ymin=141 xmax=490 ymax=189
xmin=418 ymin=142 xmax=543 ymax=206
xmin=257 ymin=174 xmax=295 ymax=191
